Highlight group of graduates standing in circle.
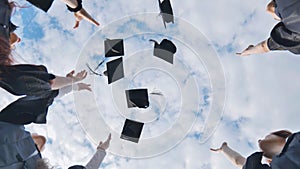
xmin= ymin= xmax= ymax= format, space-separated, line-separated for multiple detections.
xmin=0 ymin=0 xmax=300 ymax=168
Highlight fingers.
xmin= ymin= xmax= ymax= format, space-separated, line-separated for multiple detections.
xmin=236 ymin=45 xmax=254 ymax=56
xmin=85 ymin=84 xmax=92 ymax=91
xmin=210 ymin=148 xmax=221 ymax=152
xmin=106 ymin=133 xmax=112 ymax=143
xmin=73 ymin=21 xmax=80 ymax=29
xmin=77 ymin=83 xmax=92 ymax=92
xmin=75 ymin=70 xmax=88 ymax=81
xmin=66 ymin=70 xmax=75 ymax=77
xmin=97 ymin=133 xmax=112 ymax=151
xmin=236 ymin=52 xmax=249 ymax=56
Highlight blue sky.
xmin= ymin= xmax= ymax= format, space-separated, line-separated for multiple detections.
xmin=1 ymin=0 xmax=299 ymax=169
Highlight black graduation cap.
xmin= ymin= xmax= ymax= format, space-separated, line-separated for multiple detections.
xmin=105 ymin=39 xmax=124 ymax=57
xmin=26 ymin=0 xmax=54 ymax=12
xmin=68 ymin=165 xmax=85 ymax=169
xmin=120 ymin=119 xmax=144 ymax=143
xmin=125 ymin=89 xmax=149 ymax=108
xmin=150 ymin=39 xmax=177 ymax=64
xmin=105 ymin=57 xmax=124 ymax=84
xmin=158 ymin=0 xmax=174 ymax=28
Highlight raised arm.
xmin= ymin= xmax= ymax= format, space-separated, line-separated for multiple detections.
xmin=211 ymin=142 xmax=246 ymax=169
xmin=85 ymin=133 xmax=111 ymax=169
xmin=236 ymin=40 xmax=270 ymax=56
xmin=60 ymin=0 xmax=100 ymax=29
xmin=50 ymin=70 xmax=87 ymax=90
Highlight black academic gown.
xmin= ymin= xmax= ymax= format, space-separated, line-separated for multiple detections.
xmin=243 ymin=132 xmax=300 ymax=169
xmin=267 ymin=0 xmax=300 ymax=54
xmin=0 ymin=0 xmax=17 ymax=40
xmin=0 ymin=65 xmax=59 ymax=125
xmin=1 ymin=0 xmax=58 ymax=125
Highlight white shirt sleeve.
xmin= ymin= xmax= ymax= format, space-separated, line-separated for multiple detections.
xmin=85 ymin=149 xmax=107 ymax=169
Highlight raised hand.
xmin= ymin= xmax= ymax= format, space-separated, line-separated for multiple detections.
xmin=236 ymin=45 xmax=255 ymax=56
xmin=97 ymin=133 xmax=112 ymax=151
xmin=210 ymin=142 xmax=228 ymax=152
xmin=66 ymin=70 xmax=88 ymax=82
xmin=77 ymin=83 xmax=92 ymax=92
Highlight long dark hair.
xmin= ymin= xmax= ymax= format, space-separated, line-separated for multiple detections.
xmin=0 ymin=37 xmax=13 ymax=65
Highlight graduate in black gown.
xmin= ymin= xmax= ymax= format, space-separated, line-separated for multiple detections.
xmin=0 ymin=0 xmax=90 ymax=125
xmin=237 ymin=0 xmax=300 ymax=56
xmin=1 ymin=1 xmax=111 ymax=168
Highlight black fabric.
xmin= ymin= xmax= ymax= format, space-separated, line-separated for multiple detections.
xmin=0 ymin=64 xmax=59 ymax=125
xmin=0 ymin=90 xmax=58 ymax=125
xmin=243 ymin=152 xmax=271 ymax=169
xmin=274 ymin=0 xmax=300 ymax=34
xmin=270 ymin=132 xmax=300 ymax=169
xmin=279 ymin=133 xmax=295 ymax=156
xmin=0 ymin=64 xmax=56 ymax=96
xmin=268 ymin=22 xmax=300 ymax=54
xmin=66 ymin=0 xmax=83 ymax=12
xmin=0 ymin=0 xmax=12 ymax=40
xmin=26 ymin=0 xmax=54 ymax=12
xmin=68 ymin=165 xmax=86 ymax=169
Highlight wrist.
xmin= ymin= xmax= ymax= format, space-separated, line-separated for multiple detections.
xmin=97 ymin=147 xmax=106 ymax=152
xmin=72 ymin=83 xmax=79 ymax=91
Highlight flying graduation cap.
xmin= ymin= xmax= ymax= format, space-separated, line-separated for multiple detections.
xmin=158 ymin=0 xmax=174 ymax=28
xmin=121 ymin=119 xmax=144 ymax=143
xmin=105 ymin=39 xmax=124 ymax=57
xmin=125 ymin=89 xmax=149 ymax=109
xmin=26 ymin=0 xmax=54 ymax=12
xmin=150 ymin=39 xmax=177 ymax=64
xmin=104 ymin=57 xmax=124 ymax=84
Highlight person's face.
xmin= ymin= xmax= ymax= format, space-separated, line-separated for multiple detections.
xmin=258 ymin=133 xmax=286 ymax=159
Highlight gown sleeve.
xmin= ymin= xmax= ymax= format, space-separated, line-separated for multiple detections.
xmin=267 ymin=22 xmax=300 ymax=54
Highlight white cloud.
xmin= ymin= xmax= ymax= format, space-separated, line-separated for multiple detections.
xmin=1 ymin=0 xmax=299 ymax=168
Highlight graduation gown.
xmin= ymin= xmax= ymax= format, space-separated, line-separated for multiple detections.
xmin=274 ymin=0 xmax=300 ymax=34
xmin=0 ymin=64 xmax=59 ymax=125
xmin=0 ymin=121 xmax=41 ymax=169
xmin=0 ymin=0 xmax=17 ymax=40
xmin=270 ymin=132 xmax=300 ymax=169
xmin=243 ymin=132 xmax=300 ymax=169
xmin=267 ymin=0 xmax=300 ymax=54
